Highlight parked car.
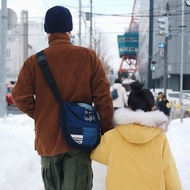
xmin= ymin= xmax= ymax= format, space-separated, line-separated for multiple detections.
xmin=6 ymin=84 xmax=15 ymax=106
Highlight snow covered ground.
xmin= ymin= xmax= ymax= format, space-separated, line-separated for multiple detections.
xmin=0 ymin=114 xmax=190 ymax=189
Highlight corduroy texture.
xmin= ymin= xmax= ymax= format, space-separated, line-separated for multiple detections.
xmin=44 ymin=6 xmax=73 ymax=33
xmin=11 ymin=33 xmax=114 ymax=156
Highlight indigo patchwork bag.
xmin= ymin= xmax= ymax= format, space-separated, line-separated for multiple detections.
xmin=36 ymin=50 xmax=101 ymax=150
xmin=61 ymin=101 xmax=100 ymax=150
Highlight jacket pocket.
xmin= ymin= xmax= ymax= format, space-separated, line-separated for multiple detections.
xmin=41 ymin=160 xmax=55 ymax=190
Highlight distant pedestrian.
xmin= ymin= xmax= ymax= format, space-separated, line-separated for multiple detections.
xmin=159 ymin=95 xmax=171 ymax=116
xmin=91 ymin=81 xmax=182 ymax=190
xmin=110 ymin=79 xmax=128 ymax=111
xmin=156 ymin=91 xmax=163 ymax=110
xmin=12 ymin=5 xmax=114 ymax=190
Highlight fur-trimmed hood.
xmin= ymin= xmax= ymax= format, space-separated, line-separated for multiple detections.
xmin=113 ymin=108 xmax=169 ymax=144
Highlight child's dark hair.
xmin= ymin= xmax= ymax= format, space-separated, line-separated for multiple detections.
xmin=128 ymin=81 xmax=155 ymax=112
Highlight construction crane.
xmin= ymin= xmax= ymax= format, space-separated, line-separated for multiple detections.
xmin=117 ymin=0 xmax=139 ymax=88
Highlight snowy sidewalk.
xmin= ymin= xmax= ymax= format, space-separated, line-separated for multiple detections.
xmin=0 ymin=114 xmax=190 ymax=189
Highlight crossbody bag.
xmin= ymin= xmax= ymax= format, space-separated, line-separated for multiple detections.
xmin=36 ymin=50 xmax=101 ymax=150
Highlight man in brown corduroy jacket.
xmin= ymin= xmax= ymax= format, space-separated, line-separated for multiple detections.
xmin=12 ymin=5 xmax=114 ymax=190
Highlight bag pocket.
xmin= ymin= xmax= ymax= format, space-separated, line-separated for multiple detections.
xmin=82 ymin=127 xmax=99 ymax=146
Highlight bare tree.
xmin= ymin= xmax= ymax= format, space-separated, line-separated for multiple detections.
xmin=90 ymin=29 xmax=111 ymax=74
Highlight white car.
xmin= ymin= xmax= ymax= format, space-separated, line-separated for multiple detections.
xmin=167 ymin=91 xmax=190 ymax=105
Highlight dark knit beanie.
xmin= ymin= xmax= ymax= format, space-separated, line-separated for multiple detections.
xmin=44 ymin=6 xmax=73 ymax=33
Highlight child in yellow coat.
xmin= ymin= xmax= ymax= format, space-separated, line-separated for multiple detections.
xmin=91 ymin=81 xmax=182 ymax=190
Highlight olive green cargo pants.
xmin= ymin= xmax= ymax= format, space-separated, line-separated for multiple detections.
xmin=41 ymin=149 xmax=93 ymax=190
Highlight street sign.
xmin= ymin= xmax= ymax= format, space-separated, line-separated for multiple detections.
xmin=158 ymin=43 xmax=165 ymax=48
xmin=186 ymin=0 xmax=190 ymax=6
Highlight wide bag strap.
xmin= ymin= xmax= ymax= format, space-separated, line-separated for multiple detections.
xmin=36 ymin=50 xmax=62 ymax=105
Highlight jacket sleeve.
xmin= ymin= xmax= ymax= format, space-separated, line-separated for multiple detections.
xmin=11 ymin=57 xmax=35 ymax=118
xmin=91 ymin=130 xmax=113 ymax=165
xmin=162 ymin=135 xmax=182 ymax=189
xmin=91 ymin=53 xmax=114 ymax=134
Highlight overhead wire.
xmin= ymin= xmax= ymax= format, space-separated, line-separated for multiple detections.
xmin=9 ymin=1 xmax=190 ymax=39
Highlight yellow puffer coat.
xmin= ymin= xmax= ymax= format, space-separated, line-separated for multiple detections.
xmin=91 ymin=108 xmax=182 ymax=190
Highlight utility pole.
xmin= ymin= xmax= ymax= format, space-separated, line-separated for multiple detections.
xmin=163 ymin=3 xmax=170 ymax=96
xmin=89 ymin=0 xmax=92 ymax=49
xmin=148 ymin=0 xmax=154 ymax=88
xmin=157 ymin=3 xmax=170 ymax=95
xmin=21 ymin=11 xmax=28 ymax=62
xmin=79 ymin=0 xmax=82 ymax=46
xmin=180 ymin=0 xmax=185 ymax=122
xmin=163 ymin=37 xmax=168 ymax=96
xmin=0 ymin=0 xmax=7 ymax=117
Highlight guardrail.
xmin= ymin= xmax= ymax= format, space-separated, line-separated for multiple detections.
xmin=170 ymin=103 xmax=190 ymax=119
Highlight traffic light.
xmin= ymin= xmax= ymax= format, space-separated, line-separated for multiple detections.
xmin=157 ymin=17 xmax=169 ymax=37
xmin=151 ymin=59 xmax=156 ymax=72
xmin=186 ymin=0 xmax=190 ymax=6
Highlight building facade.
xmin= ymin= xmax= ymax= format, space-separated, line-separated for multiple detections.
xmin=5 ymin=10 xmax=81 ymax=84
xmin=138 ymin=0 xmax=190 ymax=91
xmin=6 ymin=10 xmax=47 ymax=83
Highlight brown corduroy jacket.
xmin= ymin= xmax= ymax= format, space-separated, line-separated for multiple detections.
xmin=12 ymin=33 xmax=114 ymax=156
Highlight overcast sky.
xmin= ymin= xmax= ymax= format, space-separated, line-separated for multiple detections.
xmin=1 ymin=0 xmax=135 ymax=72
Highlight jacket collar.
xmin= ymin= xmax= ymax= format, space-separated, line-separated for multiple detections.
xmin=48 ymin=33 xmax=72 ymax=45
xmin=114 ymin=108 xmax=169 ymax=132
